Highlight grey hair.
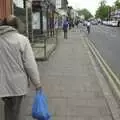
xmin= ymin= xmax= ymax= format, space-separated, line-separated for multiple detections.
xmin=6 ymin=15 xmax=25 ymax=34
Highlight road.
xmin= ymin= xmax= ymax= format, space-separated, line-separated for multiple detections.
xmin=88 ymin=25 xmax=120 ymax=78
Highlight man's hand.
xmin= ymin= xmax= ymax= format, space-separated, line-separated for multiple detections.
xmin=36 ymin=84 xmax=42 ymax=91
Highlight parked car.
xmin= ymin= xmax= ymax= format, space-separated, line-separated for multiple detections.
xmin=102 ymin=20 xmax=118 ymax=27
xmin=107 ymin=21 xmax=112 ymax=26
xmin=102 ymin=21 xmax=111 ymax=26
xmin=111 ymin=21 xmax=118 ymax=27
xmin=91 ymin=20 xmax=98 ymax=25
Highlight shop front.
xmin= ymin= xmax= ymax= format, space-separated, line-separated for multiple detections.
xmin=32 ymin=0 xmax=56 ymax=39
xmin=32 ymin=0 xmax=48 ymax=40
xmin=32 ymin=0 xmax=58 ymax=60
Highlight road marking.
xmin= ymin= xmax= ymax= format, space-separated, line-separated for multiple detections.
xmin=89 ymin=40 xmax=120 ymax=87
xmin=83 ymin=36 xmax=120 ymax=99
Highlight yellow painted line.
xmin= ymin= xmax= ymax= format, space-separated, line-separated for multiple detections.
xmin=85 ymin=39 xmax=120 ymax=100
xmin=88 ymin=40 xmax=120 ymax=88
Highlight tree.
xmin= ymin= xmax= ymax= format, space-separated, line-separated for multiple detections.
xmin=77 ymin=9 xmax=93 ymax=20
xmin=100 ymin=0 xmax=106 ymax=6
xmin=95 ymin=0 xmax=111 ymax=20
xmin=111 ymin=5 xmax=117 ymax=11
xmin=115 ymin=0 xmax=120 ymax=9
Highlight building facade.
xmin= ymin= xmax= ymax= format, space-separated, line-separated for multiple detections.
xmin=55 ymin=0 xmax=68 ymax=28
xmin=71 ymin=9 xmax=78 ymax=22
xmin=0 ymin=0 xmax=12 ymax=20
xmin=111 ymin=9 xmax=120 ymax=19
xmin=32 ymin=0 xmax=56 ymax=39
xmin=56 ymin=0 xmax=68 ymax=9
xmin=61 ymin=0 xmax=68 ymax=9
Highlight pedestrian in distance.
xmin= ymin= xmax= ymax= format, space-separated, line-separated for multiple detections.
xmin=63 ymin=19 xmax=69 ymax=39
xmin=86 ymin=21 xmax=91 ymax=34
xmin=75 ymin=20 xmax=79 ymax=28
xmin=69 ymin=21 xmax=72 ymax=30
xmin=0 ymin=15 xmax=42 ymax=120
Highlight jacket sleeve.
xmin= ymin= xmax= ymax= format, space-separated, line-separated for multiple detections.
xmin=22 ymin=39 xmax=41 ymax=87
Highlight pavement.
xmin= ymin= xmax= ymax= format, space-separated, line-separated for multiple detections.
xmin=0 ymin=29 xmax=119 ymax=120
xmin=26 ymin=29 xmax=119 ymax=120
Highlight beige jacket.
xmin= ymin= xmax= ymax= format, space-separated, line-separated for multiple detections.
xmin=0 ymin=26 xmax=41 ymax=97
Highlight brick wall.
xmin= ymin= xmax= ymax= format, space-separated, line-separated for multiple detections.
xmin=0 ymin=0 xmax=12 ymax=20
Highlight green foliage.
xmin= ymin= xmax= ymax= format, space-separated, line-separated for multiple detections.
xmin=95 ymin=0 xmax=111 ymax=20
xmin=77 ymin=9 xmax=93 ymax=20
xmin=115 ymin=0 xmax=120 ymax=9
xmin=95 ymin=0 xmax=120 ymax=19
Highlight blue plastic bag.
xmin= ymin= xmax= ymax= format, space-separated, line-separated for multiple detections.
xmin=32 ymin=89 xmax=51 ymax=120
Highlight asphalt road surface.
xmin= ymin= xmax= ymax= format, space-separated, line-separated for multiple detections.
xmin=88 ymin=25 xmax=120 ymax=78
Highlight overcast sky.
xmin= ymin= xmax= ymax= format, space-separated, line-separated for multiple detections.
xmin=68 ymin=0 xmax=116 ymax=15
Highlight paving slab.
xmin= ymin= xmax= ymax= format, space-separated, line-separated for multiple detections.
xmin=25 ymin=29 xmax=119 ymax=120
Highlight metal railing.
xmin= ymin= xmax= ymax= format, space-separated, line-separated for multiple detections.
xmin=32 ymin=29 xmax=58 ymax=60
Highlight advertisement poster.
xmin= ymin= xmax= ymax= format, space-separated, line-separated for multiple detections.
xmin=32 ymin=12 xmax=40 ymax=30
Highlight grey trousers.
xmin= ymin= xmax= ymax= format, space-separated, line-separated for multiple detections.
xmin=2 ymin=96 xmax=25 ymax=120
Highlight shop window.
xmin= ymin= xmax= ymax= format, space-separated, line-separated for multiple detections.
xmin=32 ymin=12 xmax=41 ymax=30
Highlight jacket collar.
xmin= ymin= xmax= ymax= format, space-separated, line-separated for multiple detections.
xmin=0 ymin=26 xmax=17 ymax=36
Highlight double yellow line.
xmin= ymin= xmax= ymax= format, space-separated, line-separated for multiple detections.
xmin=85 ymin=38 xmax=120 ymax=102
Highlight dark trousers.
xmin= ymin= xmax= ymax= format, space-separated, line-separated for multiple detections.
xmin=2 ymin=96 xmax=25 ymax=120
xmin=64 ymin=31 xmax=67 ymax=39
xmin=87 ymin=26 xmax=90 ymax=34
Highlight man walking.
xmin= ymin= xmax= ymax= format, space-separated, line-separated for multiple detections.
xmin=0 ymin=15 xmax=42 ymax=120
xmin=86 ymin=21 xmax=91 ymax=34
xmin=63 ymin=19 xmax=68 ymax=39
